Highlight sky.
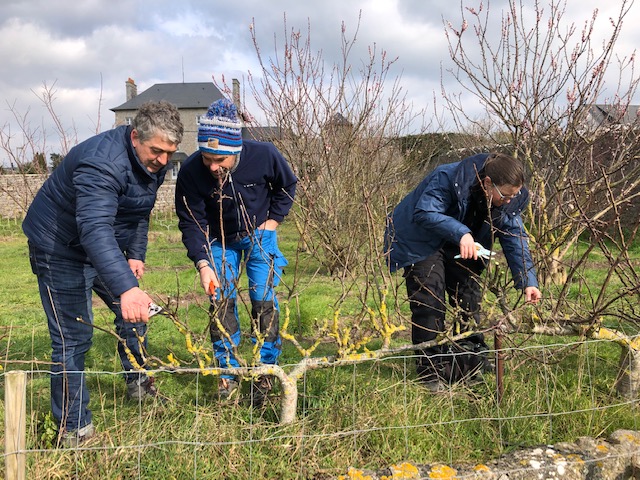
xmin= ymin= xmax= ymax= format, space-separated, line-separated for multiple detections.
xmin=1 ymin=0 xmax=638 ymax=162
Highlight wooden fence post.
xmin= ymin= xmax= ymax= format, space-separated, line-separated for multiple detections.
xmin=5 ymin=370 xmax=27 ymax=480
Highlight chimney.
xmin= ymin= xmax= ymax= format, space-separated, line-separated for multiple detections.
xmin=126 ymin=78 xmax=137 ymax=101
xmin=232 ymin=78 xmax=241 ymax=111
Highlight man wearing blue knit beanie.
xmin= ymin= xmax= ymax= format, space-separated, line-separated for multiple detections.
xmin=175 ymin=98 xmax=297 ymax=406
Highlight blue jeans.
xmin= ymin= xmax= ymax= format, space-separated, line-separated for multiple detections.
xmin=28 ymin=243 xmax=149 ymax=432
xmin=209 ymin=230 xmax=287 ymax=378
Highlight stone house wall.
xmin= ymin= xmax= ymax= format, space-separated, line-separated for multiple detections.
xmin=0 ymin=174 xmax=177 ymax=219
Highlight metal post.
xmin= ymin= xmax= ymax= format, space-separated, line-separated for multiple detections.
xmin=494 ymin=332 xmax=504 ymax=403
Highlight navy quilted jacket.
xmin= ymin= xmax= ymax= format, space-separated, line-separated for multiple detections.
xmin=385 ymin=153 xmax=538 ymax=289
xmin=22 ymin=125 xmax=166 ymax=297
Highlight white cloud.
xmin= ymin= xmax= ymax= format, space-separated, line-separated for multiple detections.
xmin=0 ymin=0 xmax=638 ymax=164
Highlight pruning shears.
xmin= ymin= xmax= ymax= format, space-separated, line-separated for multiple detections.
xmin=454 ymin=242 xmax=496 ymax=260
xmin=148 ymin=303 xmax=169 ymax=318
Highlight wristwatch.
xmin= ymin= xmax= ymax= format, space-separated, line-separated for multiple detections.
xmin=196 ymin=260 xmax=210 ymax=271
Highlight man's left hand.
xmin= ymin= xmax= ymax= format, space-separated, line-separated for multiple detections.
xmin=257 ymin=219 xmax=279 ymax=231
xmin=128 ymin=259 xmax=145 ymax=279
xmin=525 ymin=286 xmax=542 ymax=304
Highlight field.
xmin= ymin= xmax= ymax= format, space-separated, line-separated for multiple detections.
xmin=0 ymin=215 xmax=638 ymax=479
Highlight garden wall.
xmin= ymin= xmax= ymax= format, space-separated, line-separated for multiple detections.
xmin=341 ymin=429 xmax=640 ymax=479
xmin=0 ymin=174 xmax=177 ymax=218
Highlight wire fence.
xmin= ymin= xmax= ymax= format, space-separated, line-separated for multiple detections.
xmin=2 ymin=337 xmax=639 ymax=479
xmin=1 ymin=204 xmax=638 ymax=477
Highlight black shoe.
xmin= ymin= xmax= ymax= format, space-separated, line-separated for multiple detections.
xmin=417 ymin=365 xmax=448 ymax=393
xmin=126 ymin=376 xmax=165 ymax=402
xmin=465 ymin=372 xmax=485 ymax=387
xmin=421 ymin=378 xmax=448 ymax=393
xmin=250 ymin=375 xmax=273 ymax=407
xmin=217 ymin=377 xmax=239 ymax=400
xmin=60 ymin=422 xmax=95 ymax=448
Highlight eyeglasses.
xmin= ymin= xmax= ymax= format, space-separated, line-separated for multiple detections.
xmin=493 ymin=184 xmax=521 ymax=201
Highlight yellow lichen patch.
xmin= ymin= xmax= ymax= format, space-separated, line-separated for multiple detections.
xmin=622 ymin=433 xmax=640 ymax=445
xmin=473 ymin=464 xmax=491 ymax=472
xmin=338 ymin=467 xmax=373 ymax=480
xmin=428 ymin=464 xmax=457 ymax=479
xmin=566 ymin=454 xmax=584 ymax=465
xmin=166 ymin=352 xmax=180 ymax=368
xmin=389 ymin=462 xmax=420 ymax=478
xmin=344 ymin=351 xmax=377 ymax=362
xmin=596 ymin=444 xmax=609 ymax=453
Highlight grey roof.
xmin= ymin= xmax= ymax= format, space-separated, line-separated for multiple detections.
xmin=588 ymin=104 xmax=640 ymax=127
xmin=326 ymin=112 xmax=352 ymax=126
xmin=111 ymin=82 xmax=224 ymax=111
xmin=243 ymin=126 xmax=283 ymax=141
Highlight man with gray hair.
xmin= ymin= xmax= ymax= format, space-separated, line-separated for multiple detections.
xmin=23 ymin=101 xmax=183 ymax=446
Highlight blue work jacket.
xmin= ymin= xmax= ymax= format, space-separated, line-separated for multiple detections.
xmin=385 ymin=153 xmax=538 ymax=289
xmin=22 ymin=126 xmax=165 ymax=297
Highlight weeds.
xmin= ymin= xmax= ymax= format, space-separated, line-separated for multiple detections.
xmin=1 ymin=218 xmax=638 ymax=479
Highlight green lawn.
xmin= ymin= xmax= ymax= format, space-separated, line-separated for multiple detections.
xmin=0 ymin=216 xmax=638 ymax=479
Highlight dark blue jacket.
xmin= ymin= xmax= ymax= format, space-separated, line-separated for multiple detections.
xmin=385 ymin=153 xmax=538 ymax=289
xmin=175 ymin=139 xmax=297 ymax=264
xmin=22 ymin=125 xmax=166 ymax=297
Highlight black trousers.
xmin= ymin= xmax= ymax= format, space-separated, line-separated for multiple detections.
xmin=404 ymin=246 xmax=485 ymax=359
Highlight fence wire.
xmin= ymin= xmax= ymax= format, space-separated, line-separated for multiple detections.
xmin=2 ymin=338 xmax=639 ymax=479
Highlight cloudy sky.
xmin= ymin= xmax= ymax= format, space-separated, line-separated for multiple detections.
xmin=1 ymin=0 xmax=638 ymax=161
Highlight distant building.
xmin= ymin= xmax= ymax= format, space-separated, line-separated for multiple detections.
xmin=111 ymin=78 xmax=287 ymax=178
xmin=111 ymin=78 xmax=230 ymax=178
xmin=242 ymin=126 xmax=284 ymax=142
xmin=584 ymin=104 xmax=640 ymax=129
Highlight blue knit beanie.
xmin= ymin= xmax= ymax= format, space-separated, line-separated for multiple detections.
xmin=197 ymin=98 xmax=243 ymax=155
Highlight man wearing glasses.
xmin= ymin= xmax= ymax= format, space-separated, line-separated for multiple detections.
xmin=385 ymin=152 xmax=541 ymax=392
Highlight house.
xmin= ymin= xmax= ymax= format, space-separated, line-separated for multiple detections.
xmin=111 ymin=78 xmax=237 ymax=178
xmin=111 ymin=78 xmax=290 ymax=178
xmin=243 ymin=126 xmax=284 ymax=142
xmin=585 ymin=104 xmax=640 ymax=129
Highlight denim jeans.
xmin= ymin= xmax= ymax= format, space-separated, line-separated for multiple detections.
xmin=28 ymin=242 xmax=149 ymax=432
xmin=208 ymin=229 xmax=287 ymax=377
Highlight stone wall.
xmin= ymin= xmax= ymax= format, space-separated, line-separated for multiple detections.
xmin=0 ymin=174 xmax=177 ymax=219
xmin=338 ymin=429 xmax=640 ymax=479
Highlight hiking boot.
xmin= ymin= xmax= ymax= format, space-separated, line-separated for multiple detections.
xmin=61 ymin=422 xmax=95 ymax=448
xmin=126 ymin=376 xmax=164 ymax=402
xmin=421 ymin=378 xmax=448 ymax=393
xmin=465 ymin=372 xmax=485 ymax=387
xmin=482 ymin=357 xmax=496 ymax=374
xmin=217 ymin=377 xmax=239 ymax=400
xmin=417 ymin=361 xmax=448 ymax=393
xmin=250 ymin=375 xmax=273 ymax=407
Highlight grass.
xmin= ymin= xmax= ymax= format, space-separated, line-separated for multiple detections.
xmin=1 ymin=215 xmax=639 ymax=479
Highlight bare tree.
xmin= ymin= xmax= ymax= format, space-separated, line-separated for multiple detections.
xmin=441 ymin=0 xmax=640 ymax=397
xmin=244 ymin=13 xmax=427 ymax=277
xmin=0 ymin=82 xmax=86 ymax=216
xmin=442 ymin=0 xmax=640 ymax=284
